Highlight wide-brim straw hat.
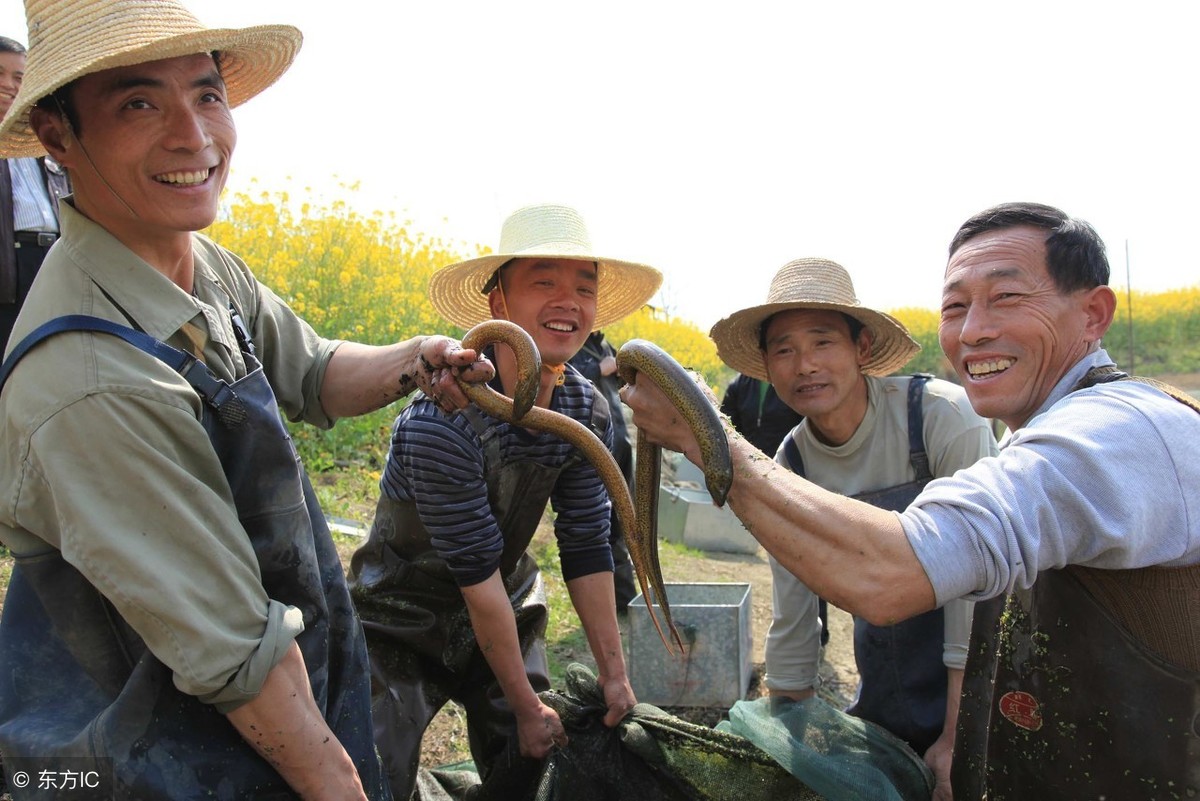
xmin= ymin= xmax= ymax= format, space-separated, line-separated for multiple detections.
xmin=710 ymin=257 xmax=920 ymax=381
xmin=428 ymin=203 xmax=663 ymax=331
xmin=0 ymin=0 xmax=302 ymax=158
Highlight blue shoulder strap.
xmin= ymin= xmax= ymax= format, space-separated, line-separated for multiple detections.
xmin=0 ymin=315 xmax=247 ymax=427
xmin=907 ymin=373 xmax=933 ymax=483
xmin=781 ymin=374 xmax=933 ymax=481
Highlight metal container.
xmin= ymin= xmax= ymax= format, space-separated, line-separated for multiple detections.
xmin=628 ymin=582 xmax=753 ymax=707
xmin=657 ymin=485 xmax=759 ymax=555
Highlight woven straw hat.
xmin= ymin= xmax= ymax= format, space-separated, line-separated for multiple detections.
xmin=709 ymin=257 xmax=920 ymax=381
xmin=0 ymin=0 xmax=302 ymax=158
xmin=428 ymin=204 xmax=663 ymax=330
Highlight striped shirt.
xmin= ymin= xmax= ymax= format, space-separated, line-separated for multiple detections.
xmin=380 ymin=365 xmax=615 ymax=587
xmin=8 ymin=158 xmax=59 ymax=233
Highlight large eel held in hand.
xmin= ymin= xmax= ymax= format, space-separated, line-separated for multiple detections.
xmin=616 ymin=339 xmax=733 ymax=653
xmin=456 ymin=322 xmax=731 ymax=655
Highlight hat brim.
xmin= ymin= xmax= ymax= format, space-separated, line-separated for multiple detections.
xmin=429 ymin=250 xmax=663 ymax=331
xmin=710 ymin=301 xmax=921 ymax=381
xmin=0 ymin=24 xmax=302 ymax=158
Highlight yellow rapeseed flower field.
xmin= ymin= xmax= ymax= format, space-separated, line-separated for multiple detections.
xmin=208 ymin=186 xmax=1198 ymax=470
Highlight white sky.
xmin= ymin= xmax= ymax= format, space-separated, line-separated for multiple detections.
xmin=4 ymin=1 xmax=1198 ymax=331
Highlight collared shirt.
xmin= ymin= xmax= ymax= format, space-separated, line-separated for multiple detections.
xmin=0 ymin=200 xmax=341 ymax=704
xmin=8 ymin=156 xmax=59 ymax=233
xmin=903 ymin=348 xmax=1200 ymax=607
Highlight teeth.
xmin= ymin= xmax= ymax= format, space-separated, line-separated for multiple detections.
xmin=545 ymin=322 xmax=575 ymax=332
xmin=156 ymin=169 xmax=210 ymax=185
xmin=967 ymin=358 xmax=1014 ymax=376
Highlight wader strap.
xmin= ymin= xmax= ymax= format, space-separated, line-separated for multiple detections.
xmin=0 ymin=314 xmax=247 ymax=427
xmin=1074 ymin=364 xmax=1200 ymax=415
xmin=906 ymin=373 xmax=933 ymax=482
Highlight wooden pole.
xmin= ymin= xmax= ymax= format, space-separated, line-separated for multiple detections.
xmin=1125 ymin=239 xmax=1135 ymax=373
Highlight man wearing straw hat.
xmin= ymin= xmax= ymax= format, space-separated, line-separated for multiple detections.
xmin=0 ymin=1 xmax=495 ymax=798
xmin=710 ymin=257 xmax=996 ymax=799
xmin=622 ymin=202 xmax=1200 ymax=799
xmin=348 ymin=203 xmax=661 ymax=797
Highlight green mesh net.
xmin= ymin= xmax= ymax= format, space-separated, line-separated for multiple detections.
xmin=413 ymin=663 xmax=933 ymax=800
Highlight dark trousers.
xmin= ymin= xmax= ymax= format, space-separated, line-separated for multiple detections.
xmin=1 ymin=236 xmax=54 ymax=354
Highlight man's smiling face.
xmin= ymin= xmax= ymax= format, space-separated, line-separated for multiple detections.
xmin=0 ymin=50 xmax=25 ymax=118
xmin=939 ymin=225 xmax=1098 ymax=431
xmin=490 ymin=257 xmax=597 ymax=366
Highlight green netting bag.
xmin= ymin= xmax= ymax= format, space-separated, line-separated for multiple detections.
xmin=718 ymin=697 xmax=934 ymax=801
xmin=531 ymin=664 xmax=821 ymax=801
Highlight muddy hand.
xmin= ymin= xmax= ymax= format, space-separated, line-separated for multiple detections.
xmin=616 ymin=340 xmax=732 ymax=653
xmin=416 ymin=335 xmax=494 ymax=413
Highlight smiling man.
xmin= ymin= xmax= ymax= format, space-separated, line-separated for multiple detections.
xmin=347 ymin=203 xmax=662 ymax=797
xmin=622 ymin=202 xmax=1200 ymax=799
xmin=0 ymin=1 xmax=493 ymax=798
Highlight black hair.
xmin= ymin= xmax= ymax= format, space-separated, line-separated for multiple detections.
xmin=949 ymin=202 xmax=1110 ymax=292
xmin=0 ymin=36 xmax=26 ymax=55
xmin=33 ymin=84 xmax=81 ymax=136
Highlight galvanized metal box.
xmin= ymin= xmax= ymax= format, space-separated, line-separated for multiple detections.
xmin=656 ymin=485 xmax=759 ymax=555
xmin=627 ymin=582 xmax=753 ymax=707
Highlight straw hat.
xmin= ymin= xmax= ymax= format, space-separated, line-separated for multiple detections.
xmin=709 ymin=257 xmax=920 ymax=381
xmin=428 ymin=204 xmax=663 ymax=330
xmin=0 ymin=0 xmax=302 ymax=158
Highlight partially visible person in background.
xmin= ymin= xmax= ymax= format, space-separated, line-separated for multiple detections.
xmin=720 ymin=372 xmax=803 ymax=456
xmin=0 ymin=35 xmax=69 ymax=355
xmin=570 ymin=329 xmax=638 ymax=612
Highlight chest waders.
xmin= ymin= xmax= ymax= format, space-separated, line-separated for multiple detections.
xmin=0 ymin=314 xmax=387 ymax=800
xmin=783 ymin=374 xmax=947 ymax=754
xmin=348 ymin=398 xmax=609 ymax=799
xmin=953 ymin=368 xmax=1200 ymax=800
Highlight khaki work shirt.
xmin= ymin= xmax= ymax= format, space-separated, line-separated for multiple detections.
xmin=0 ymin=200 xmax=341 ymax=707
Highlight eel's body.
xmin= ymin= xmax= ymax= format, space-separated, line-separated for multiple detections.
xmin=457 ymin=322 xmax=731 ymax=654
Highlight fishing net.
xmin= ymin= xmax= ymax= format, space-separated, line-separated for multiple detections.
xmin=412 ymin=663 xmax=932 ymax=801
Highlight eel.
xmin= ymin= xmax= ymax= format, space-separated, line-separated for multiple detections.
xmin=616 ymin=339 xmax=733 ymax=653
xmin=456 ymin=321 xmax=731 ymax=655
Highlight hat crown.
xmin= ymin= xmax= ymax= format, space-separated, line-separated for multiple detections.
xmin=25 ymin=0 xmax=204 ymax=54
xmin=709 ymin=256 xmax=921 ymax=381
xmin=497 ymin=204 xmax=593 ymax=257
xmin=1 ymin=0 xmax=301 ymax=158
xmin=766 ymin=257 xmax=860 ymax=307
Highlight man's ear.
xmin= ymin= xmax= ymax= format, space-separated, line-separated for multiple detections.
xmin=855 ymin=327 xmax=875 ymax=368
xmin=1082 ymin=284 xmax=1117 ymax=343
xmin=29 ymin=106 xmax=72 ymax=166
xmin=487 ymin=287 xmax=508 ymax=320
